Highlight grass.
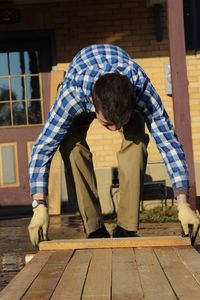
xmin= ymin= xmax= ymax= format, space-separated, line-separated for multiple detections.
xmin=139 ymin=205 xmax=178 ymax=222
xmin=104 ymin=205 xmax=178 ymax=223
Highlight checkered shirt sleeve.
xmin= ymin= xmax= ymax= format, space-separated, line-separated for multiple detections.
xmin=133 ymin=67 xmax=189 ymax=192
xmin=29 ymin=84 xmax=85 ymax=195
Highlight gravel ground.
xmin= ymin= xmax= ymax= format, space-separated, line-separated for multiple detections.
xmin=0 ymin=214 xmax=199 ymax=292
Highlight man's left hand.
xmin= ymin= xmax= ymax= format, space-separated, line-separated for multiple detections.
xmin=178 ymin=203 xmax=200 ymax=237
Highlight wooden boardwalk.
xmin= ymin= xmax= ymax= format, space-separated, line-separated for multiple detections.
xmin=1 ymin=237 xmax=200 ymax=300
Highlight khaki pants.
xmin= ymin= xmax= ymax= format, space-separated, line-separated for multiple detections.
xmin=59 ymin=112 xmax=149 ymax=235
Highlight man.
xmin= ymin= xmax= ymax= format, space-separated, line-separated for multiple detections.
xmin=28 ymin=44 xmax=199 ymax=247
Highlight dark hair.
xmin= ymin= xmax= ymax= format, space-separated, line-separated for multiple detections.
xmin=92 ymin=73 xmax=135 ymax=127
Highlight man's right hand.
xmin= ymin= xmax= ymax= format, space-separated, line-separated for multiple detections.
xmin=28 ymin=205 xmax=49 ymax=247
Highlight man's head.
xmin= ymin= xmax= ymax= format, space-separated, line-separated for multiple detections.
xmin=92 ymin=73 xmax=135 ymax=130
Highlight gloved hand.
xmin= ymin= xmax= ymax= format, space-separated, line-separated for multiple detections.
xmin=28 ymin=205 xmax=49 ymax=247
xmin=178 ymin=203 xmax=200 ymax=237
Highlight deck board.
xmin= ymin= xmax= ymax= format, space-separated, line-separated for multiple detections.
xmin=175 ymin=247 xmax=200 ymax=285
xmin=1 ymin=238 xmax=200 ymax=300
xmin=112 ymin=248 xmax=143 ymax=300
xmin=22 ymin=250 xmax=74 ymax=300
xmin=154 ymin=247 xmax=200 ymax=300
xmin=135 ymin=248 xmax=176 ymax=300
xmin=51 ymin=250 xmax=92 ymax=300
xmin=0 ymin=251 xmax=53 ymax=300
xmin=82 ymin=249 xmax=112 ymax=300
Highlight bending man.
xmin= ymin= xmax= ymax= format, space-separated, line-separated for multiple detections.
xmin=28 ymin=44 xmax=199 ymax=246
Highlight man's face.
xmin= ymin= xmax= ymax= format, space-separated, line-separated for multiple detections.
xmin=96 ymin=111 xmax=130 ymax=131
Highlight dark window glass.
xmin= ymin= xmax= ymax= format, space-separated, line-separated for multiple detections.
xmin=12 ymin=101 xmax=26 ymax=125
xmin=196 ymin=0 xmax=200 ymax=47
xmin=26 ymin=76 xmax=40 ymax=99
xmin=9 ymin=52 xmax=24 ymax=75
xmin=24 ymin=51 xmax=39 ymax=74
xmin=183 ymin=0 xmax=200 ymax=51
xmin=0 ymin=78 xmax=10 ymax=101
xmin=0 ymin=103 xmax=11 ymax=126
xmin=28 ymin=101 xmax=42 ymax=124
xmin=10 ymin=77 xmax=25 ymax=100
xmin=0 ymin=53 xmax=9 ymax=76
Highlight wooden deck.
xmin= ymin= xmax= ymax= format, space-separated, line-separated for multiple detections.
xmin=1 ymin=237 xmax=200 ymax=300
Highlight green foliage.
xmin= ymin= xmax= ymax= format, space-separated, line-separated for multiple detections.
xmin=139 ymin=205 xmax=178 ymax=222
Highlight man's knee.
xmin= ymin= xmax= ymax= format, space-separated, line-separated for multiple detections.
xmin=70 ymin=143 xmax=92 ymax=162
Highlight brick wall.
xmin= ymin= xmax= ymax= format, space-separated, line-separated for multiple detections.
xmin=1 ymin=0 xmax=200 ymax=168
xmin=186 ymin=55 xmax=200 ymax=162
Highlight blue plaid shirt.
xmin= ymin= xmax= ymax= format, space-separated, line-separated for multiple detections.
xmin=29 ymin=44 xmax=189 ymax=196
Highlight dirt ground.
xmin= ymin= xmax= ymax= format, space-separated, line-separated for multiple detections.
xmin=0 ymin=214 xmax=199 ymax=292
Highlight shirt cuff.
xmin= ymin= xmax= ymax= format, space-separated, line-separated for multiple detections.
xmin=31 ymin=187 xmax=48 ymax=196
xmin=174 ymin=187 xmax=189 ymax=198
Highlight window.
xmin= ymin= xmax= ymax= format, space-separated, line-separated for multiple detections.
xmin=183 ymin=0 xmax=200 ymax=51
xmin=0 ymin=143 xmax=19 ymax=187
xmin=0 ymin=50 xmax=43 ymax=127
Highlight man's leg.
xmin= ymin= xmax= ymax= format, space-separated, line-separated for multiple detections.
xmin=59 ymin=113 xmax=108 ymax=236
xmin=116 ymin=112 xmax=149 ymax=233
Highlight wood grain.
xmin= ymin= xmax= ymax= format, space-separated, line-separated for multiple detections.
xmin=82 ymin=249 xmax=112 ymax=300
xmin=22 ymin=250 xmax=74 ymax=300
xmin=154 ymin=247 xmax=200 ymax=300
xmin=112 ymin=248 xmax=143 ymax=300
xmin=176 ymin=246 xmax=200 ymax=285
xmin=51 ymin=250 xmax=92 ymax=300
xmin=0 ymin=251 xmax=53 ymax=300
xmin=135 ymin=248 xmax=176 ymax=300
xmin=39 ymin=236 xmax=191 ymax=250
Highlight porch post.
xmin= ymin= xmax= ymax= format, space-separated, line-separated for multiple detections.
xmin=167 ymin=0 xmax=197 ymax=209
xmin=48 ymin=70 xmax=65 ymax=215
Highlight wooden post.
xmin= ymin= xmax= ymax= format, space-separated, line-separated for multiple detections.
xmin=48 ymin=70 xmax=64 ymax=215
xmin=167 ymin=0 xmax=197 ymax=209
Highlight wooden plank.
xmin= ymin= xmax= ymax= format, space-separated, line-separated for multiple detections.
xmin=48 ymin=70 xmax=64 ymax=215
xmin=22 ymin=250 xmax=74 ymax=300
xmin=39 ymin=236 xmax=191 ymax=250
xmin=0 ymin=251 xmax=53 ymax=300
xmin=112 ymin=248 xmax=143 ymax=300
xmin=154 ymin=247 xmax=200 ymax=299
xmin=25 ymin=253 xmax=35 ymax=264
xmin=51 ymin=250 xmax=92 ymax=300
xmin=135 ymin=248 xmax=176 ymax=300
xmin=176 ymin=247 xmax=200 ymax=285
xmin=82 ymin=249 xmax=112 ymax=300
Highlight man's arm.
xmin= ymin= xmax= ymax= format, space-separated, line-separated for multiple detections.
xmin=133 ymin=69 xmax=199 ymax=237
xmin=134 ymin=69 xmax=188 ymax=196
xmin=29 ymin=84 xmax=79 ymax=196
xmin=28 ymin=84 xmax=84 ymax=247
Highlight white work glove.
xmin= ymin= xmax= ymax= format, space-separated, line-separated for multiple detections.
xmin=178 ymin=203 xmax=200 ymax=237
xmin=28 ymin=205 xmax=49 ymax=247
